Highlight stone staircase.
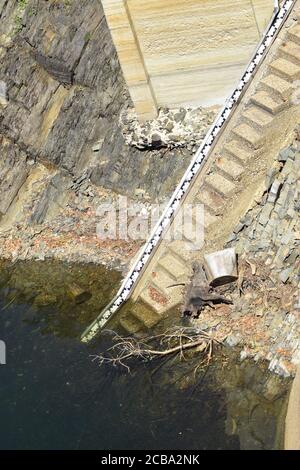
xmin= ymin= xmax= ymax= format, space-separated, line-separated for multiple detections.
xmin=118 ymin=21 xmax=300 ymax=334
xmin=118 ymin=301 xmax=161 ymax=334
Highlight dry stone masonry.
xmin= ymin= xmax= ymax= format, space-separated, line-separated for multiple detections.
xmin=224 ymin=138 xmax=300 ymax=377
xmin=229 ymin=142 xmax=300 ymax=287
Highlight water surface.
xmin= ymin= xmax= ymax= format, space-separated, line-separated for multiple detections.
xmin=0 ymin=260 xmax=289 ymax=450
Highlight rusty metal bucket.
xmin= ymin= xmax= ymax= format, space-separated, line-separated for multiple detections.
xmin=204 ymin=248 xmax=238 ymax=287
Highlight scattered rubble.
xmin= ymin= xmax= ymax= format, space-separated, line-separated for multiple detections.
xmin=0 ymin=175 xmax=143 ymax=271
xmin=229 ymin=140 xmax=300 ymax=288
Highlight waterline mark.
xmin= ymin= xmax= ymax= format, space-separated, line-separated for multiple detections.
xmin=96 ymin=196 xmax=205 ymax=250
xmin=0 ymin=340 xmax=6 ymax=365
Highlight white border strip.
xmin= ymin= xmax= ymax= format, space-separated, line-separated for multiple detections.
xmin=82 ymin=0 xmax=295 ymax=342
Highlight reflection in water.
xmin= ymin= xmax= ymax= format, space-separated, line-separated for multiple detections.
xmin=0 ymin=260 xmax=291 ymax=449
xmin=0 ymin=259 xmax=121 ymax=338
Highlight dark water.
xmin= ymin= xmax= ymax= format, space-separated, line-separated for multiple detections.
xmin=0 ymin=261 xmax=289 ymax=450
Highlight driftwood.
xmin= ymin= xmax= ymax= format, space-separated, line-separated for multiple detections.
xmin=169 ymin=261 xmax=233 ymax=317
xmin=92 ymin=327 xmax=224 ymax=372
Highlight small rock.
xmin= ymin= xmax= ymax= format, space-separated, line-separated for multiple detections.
xmin=227 ymin=233 xmax=237 ymax=243
xmin=165 ymin=121 xmax=174 ymax=132
xmin=174 ymin=109 xmax=186 ymax=122
xmin=168 ymin=134 xmax=182 ymax=143
xmin=226 ymin=334 xmax=241 ymax=347
xmin=267 ymin=179 xmax=282 ymax=203
xmin=279 ymin=267 xmax=293 ymax=283
xmin=92 ymin=140 xmax=104 ymax=152
xmin=151 ymin=133 xmax=162 ymax=147
xmin=134 ymin=188 xmax=145 ymax=199
xmin=278 ymin=147 xmax=294 ymax=162
xmin=265 ymin=164 xmax=281 ymax=189
xmin=258 ymin=202 xmax=273 ymax=226
xmin=233 ymin=222 xmax=245 ymax=234
xmin=0 ymin=80 xmax=8 ymax=107
xmin=240 ymin=349 xmax=249 ymax=361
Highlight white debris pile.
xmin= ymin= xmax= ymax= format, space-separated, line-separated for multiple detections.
xmin=120 ymin=106 xmax=218 ymax=151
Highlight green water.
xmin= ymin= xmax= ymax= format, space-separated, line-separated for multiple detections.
xmin=0 ymin=260 xmax=290 ymax=450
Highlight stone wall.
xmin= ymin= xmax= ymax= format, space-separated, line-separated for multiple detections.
xmin=0 ymin=0 xmax=199 ymax=207
xmin=0 ymin=0 xmax=216 ymax=268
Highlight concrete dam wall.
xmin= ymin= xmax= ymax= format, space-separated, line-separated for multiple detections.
xmin=102 ymin=0 xmax=275 ymax=120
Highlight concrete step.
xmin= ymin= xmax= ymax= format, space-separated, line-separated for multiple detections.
xmin=139 ymin=282 xmax=182 ymax=315
xmin=250 ymin=91 xmax=288 ymax=115
xmin=139 ymin=284 xmax=169 ymax=314
xmin=287 ymin=24 xmax=300 ymax=46
xmin=269 ymin=58 xmax=300 ymax=82
xmin=205 ymin=172 xmax=235 ymax=196
xmin=168 ymin=240 xmax=194 ymax=261
xmin=151 ymin=268 xmax=176 ymax=294
xmin=180 ymin=217 xmax=202 ymax=243
xmin=214 ymin=155 xmax=245 ymax=179
xmin=158 ymin=253 xmax=187 ymax=280
xmin=191 ymin=205 xmax=218 ymax=229
xmin=260 ymin=74 xmax=292 ymax=100
xmin=242 ymin=105 xmax=273 ymax=130
xmin=171 ymin=206 xmax=196 ymax=238
xmin=232 ymin=123 xmax=264 ymax=149
xmin=195 ymin=184 xmax=225 ymax=213
xmin=119 ymin=314 xmax=143 ymax=334
xmin=203 ymin=209 xmax=219 ymax=228
xmin=223 ymin=140 xmax=253 ymax=163
xmin=131 ymin=302 xmax=161 ymax=328
xmin=279 ymin=41 xmax=300 ymax=66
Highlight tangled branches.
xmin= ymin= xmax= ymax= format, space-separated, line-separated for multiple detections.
xmin=91 ymin=327 xmax=224 ymax=372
